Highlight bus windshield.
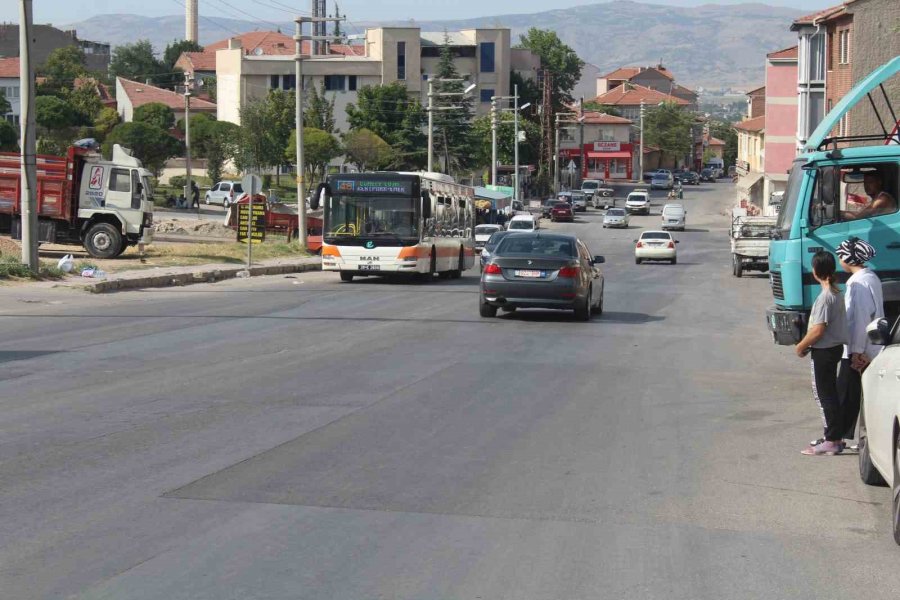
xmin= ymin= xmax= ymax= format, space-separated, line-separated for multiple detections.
xmin=325 ymin=195 xmax=419 ymax=241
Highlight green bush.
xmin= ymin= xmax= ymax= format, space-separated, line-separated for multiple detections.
xmin=0 ymin=255 xmax=65 ymax=280
xmin=169 ymin=175 xmax=186 ymax=190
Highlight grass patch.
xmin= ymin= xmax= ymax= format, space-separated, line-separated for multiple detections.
xmin=0 ymin=255 xmax=66 ymax=280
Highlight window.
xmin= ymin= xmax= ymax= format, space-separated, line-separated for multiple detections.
xmin=480 ymin=88 xmax=494 ymax=103
xmin=109 ymin=168 xmax=131 ymax=192
xmin=839 ymin=29 xmax=850 ymax=65
xmin=324 ymin=75 xmax=346 ymax=91
xmin=479 ymin=42 xmax=495 ymax=73
xmin=282 ymin=74 xmax=296 ymax=90
xmin=397 ymin=41 xmax=406 ymax=81
xmin=270 ymin=74 xmax=279 ymax=90
xmin=839 ymin=113 xmax=849 ymax=137
xmin=348 ymin=75 xmax=357 ymax=91
xmin=221 ymin=183 xmax=231 ymax=192
xmin=808 ymin=33 xmax=825 ymax=81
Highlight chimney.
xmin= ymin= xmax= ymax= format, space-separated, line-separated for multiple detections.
xmin=228 ymin=38 xmax=242 ymax=50
xmin=186 ymin=0 xmax=198 ymax=43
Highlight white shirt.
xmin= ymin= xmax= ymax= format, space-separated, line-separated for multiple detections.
xmin=844 ymin=268 xmax=884 ymax=359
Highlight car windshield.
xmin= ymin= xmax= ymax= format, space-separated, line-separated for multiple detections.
xmin=628 ymin=195 xmax=647 ymax=202
xmin=582 ymin=181 xmax=599 ymax=191
xmin=475 ymin=225 xmax=499 ymax=235
xmin=607 ymin=209 xmax=625 ymax=216
xmin=233 ymin=183 xmax=244 ymax=193
xmin=325 ymin=194 xmax=419 ymax=239
xmin=641 ymin=232 xmax=671 ymax=240
xmin=495 ymin=235 xmax=576 ymax=257
xmin=508 ymin=220 xmax=535 ymax=230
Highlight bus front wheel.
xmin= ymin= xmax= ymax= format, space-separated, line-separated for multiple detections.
xmin=340 ymin=272 xmax=353 ymax=282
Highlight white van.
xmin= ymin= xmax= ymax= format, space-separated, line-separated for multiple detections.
xmin=661 ymin=203 xmax=686 ymax=231
xmin=507 ymin=214 xmax=539 ymax=232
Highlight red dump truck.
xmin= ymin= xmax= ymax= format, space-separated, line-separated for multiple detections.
xmin=0 ymin=144 xmax=154 ymax=258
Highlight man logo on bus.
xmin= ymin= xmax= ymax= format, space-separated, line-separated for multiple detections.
xmin=89 ymin=166 xmax=104 ymax=190
xmin=337 ymin=180 xmax=355 ymax=192
xmin=364 ymin=240 xmax=375 ymax=249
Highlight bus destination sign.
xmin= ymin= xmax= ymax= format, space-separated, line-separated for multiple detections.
xmin=335 ymin=179 xmax=413 ymax=195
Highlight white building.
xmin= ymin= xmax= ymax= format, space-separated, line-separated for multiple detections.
xmin=0 ymin=57 xmax=21 ymax=127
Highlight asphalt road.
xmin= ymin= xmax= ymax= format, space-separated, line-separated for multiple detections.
xmin=2 ymin=182 xmax=899 ymax=599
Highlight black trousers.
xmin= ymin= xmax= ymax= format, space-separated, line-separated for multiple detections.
xmin=811 ymin=345 xmax=844 ymax=442
xmin=837 ymin=358 xmax=862 ymax=440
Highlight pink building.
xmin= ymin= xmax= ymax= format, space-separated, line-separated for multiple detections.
xmin=764 ymin=46 xmax=799 ymax=208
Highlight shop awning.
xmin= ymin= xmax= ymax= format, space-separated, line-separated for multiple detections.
xmin=737 ymin=172 xmax=764 ymax=191
xmin=586 ymin=151 xmax=631 ymax=159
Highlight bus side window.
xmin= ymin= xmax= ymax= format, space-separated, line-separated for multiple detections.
xmin=810 ymin=165 xmax=839 ymax=228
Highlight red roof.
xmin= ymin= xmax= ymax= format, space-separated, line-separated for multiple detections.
xmin=708 ymin=136 xmax=726 ymax=146
xmin=177 ymin=51 xmax=216 ymax=72
xmin=117 ymin=77 xmax=217 ymax=112
xmin=734 ymin=116 xmax=765 ymax=133
xmin=767 ymin=45 xmax=798 ymax=60
xmin=670 ymin=83 xmax=697 ymax=97
xmin=793 ymin=4 xmax=845 ymax=26
xmin=75 ymin=77 xmax=116 ymax=107
xmin=582 ymin=111 xmax=632 ymax=125
xmin=0 ymin=57 xmax=19 ymax=78
xmin=746 ymin=85 xmax=766 ymax=96
xmin=591 ymin=83 xmax=688 ymax=107
xmin=183 ymin=32 xmax=366 ymax=72
xmin=600 ymin=67 xmax=641 ymax=81
xmin=206 ymin=31 xmax=296 ymax=55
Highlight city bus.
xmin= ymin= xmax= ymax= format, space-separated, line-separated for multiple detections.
xmin=311 ymin=172 xmax=477 ymax=282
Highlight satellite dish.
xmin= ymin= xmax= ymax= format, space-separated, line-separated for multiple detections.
xmin=253 ymin=47 xmax=264 ymax=56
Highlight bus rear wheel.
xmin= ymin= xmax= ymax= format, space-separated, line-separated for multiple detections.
xmin=450 ymin=248 xmax=464 ymax=279
xmin=340 ymin=272 xmax=353 ymax=282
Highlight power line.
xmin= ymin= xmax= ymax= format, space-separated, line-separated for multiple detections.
xmin=170 ymin=0 xmax=245 ymax=37
xmin=207 ymin=0 xmax=286 ymax=30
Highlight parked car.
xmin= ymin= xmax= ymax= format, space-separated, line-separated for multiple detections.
xmin=475 ymin=224 xmax=503 ymax=250
xmin=205 ymin=180 xmax=244 ymax=207
xmin=559 ymin=190 xmax=587 ymax=212
xmin=672 ymin=169 xmax=687 ymax=181
xmin=857 ymin=316 xmax=900 ymax=544
xmin=680 ymin=171 xmax=700 ymax=185
xmin=700 ymin=168 xmax=716 ymax=182
xmin=625 ymin=191 xmax=651 ymax=215
xmin=661 ymin=203 xmax=686 ymax=231
xmin=651 ymin=171 xmax=674 ymax=190
xmin=507 ymin=214 xmax=539 ymax=232
xmin=542 ymin=198 xmax=560 ymax=219
xmin=635 ymin=230 xmax=678 ymax=264
xmin=480 ymin=232 xmax=605 ymax=320
xmin=643 ymin=169 xmax=660 ymax=183
xmin=603 ymin=207 xmax=630 ymax=228
xmin=550 ymin=201 xmax=574 ymax=222
xmin=480 ymin=230 xmax=518 ymax=270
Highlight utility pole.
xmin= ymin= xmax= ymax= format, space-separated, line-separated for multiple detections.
xmin=183 ymin=72 xmax=195 ymax=214
xmin=19 ymin=0 xmax=37 ymax=271
xmin=554 ymin=114 xmax=560 ymax=194
xmin=490 ymin=97 xmax=498 ymax=185
xmin=294 ymin=12 xmax=343 ymax=248
xmin=513 ymin=84 xmax=519 ymax=202
xmin=578 ymin=96 xmax=585 ymax=185
xmin=426 ymin=78 xmax=474 ymax=174
xmin=638 ymin=101 xmax=645 ymax=182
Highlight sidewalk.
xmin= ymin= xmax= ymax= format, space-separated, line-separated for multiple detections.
xmin=47 ymin=256 xmax=321 ymax=293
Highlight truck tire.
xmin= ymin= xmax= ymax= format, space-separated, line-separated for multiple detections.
xmin=84 ymin=222 xmax=123 ymax=259
xmin=733 ymin=255 xmax=743 ymax=278
xmin=114 ymin=237 xmax=129 ymax=258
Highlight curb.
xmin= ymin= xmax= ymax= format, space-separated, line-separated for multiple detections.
xmin=80 ymin=260 xmax=321 ymax=293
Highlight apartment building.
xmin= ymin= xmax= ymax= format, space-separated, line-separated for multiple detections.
xmin=0 ymin=24 xmax=110 ymax=72
xmin=596 ymin=65 xmax=698 ymax=111
xmin=735 ymin=82 xmax=767 ymax=209
xmin=0 ymin=57 xmax=19 ymax=127
xmin=557 ymin=112 xmax=635 ymax=180
xmin=763 ymin=46 xmax=799 ymax=207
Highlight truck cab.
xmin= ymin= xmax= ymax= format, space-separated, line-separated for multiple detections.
xmin=766 ymin=56 xmax=900 ymax=344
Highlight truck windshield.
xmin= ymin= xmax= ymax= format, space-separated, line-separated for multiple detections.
xmin=776 ymin=160 xmax=806 ymax=237
xmin=324 ymin=195 xmax=419 ymax=241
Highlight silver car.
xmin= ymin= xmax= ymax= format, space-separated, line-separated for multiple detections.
xmin=603 ymin=207 xmax=630 ymax=228
xmin=480 ymin=232 xmax=605 ymax=321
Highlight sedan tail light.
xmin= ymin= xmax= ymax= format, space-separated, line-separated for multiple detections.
xmin=557 ymin=265 xmax=580 ymax=278
xmin=668 ymin=241 xmax=675 ymax=249
xmin=483 ymin=263 xmax=502 ymax=275
xmin=636 ymin=241 xmax=644 ymax=248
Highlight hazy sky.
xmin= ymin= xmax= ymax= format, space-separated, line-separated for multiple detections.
xmin=0 ymin=0 xmax=834 ymax=26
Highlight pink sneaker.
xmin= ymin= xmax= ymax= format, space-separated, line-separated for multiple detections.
xmin=801 ymin=440 xmax=843 ymax=456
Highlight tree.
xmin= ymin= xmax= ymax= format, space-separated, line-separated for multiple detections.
xmin=286 ymin=127 xmax=341 ymax=189
xmin=163 ymin=39 xmax=203 ymax=70
xmin=133 ymin=102 xmax=176 ymax=131
xmin=36 ymin=95 xmax=80 ymax=130
xmin=64 ymin=81 xmax=104 ymax=125
xmin=391 ymin=99 xmax=427 ymax=169
xmin=471 ymin=112 xmax=540 ymax=171
xmin=109 ymin=40 xmax=167 ymax=85
xmin=709 ymin=119 xmax=738 ymax=167
xmin=643 ymin=102 xmax=695 ymax=165
xmin=105 ymin=122 xmax=181 ymax=175
xmin=202 ymin=121 xmax=240 ymax=184
xmin=38 ymin=46 xmax=87 ymax=95
xmin=93 ymin=107 xmax=120 ymax=141
xmin=333 ymin=3 xmax=342 ymax=37
xmin=262 ymin=89 xmax=297 ymax=183
xmin=236 ymin=99 xmax=282 ymax=174
xmin=583 ymin=101 xmax=621 ymax=116
xmin=0 ymin=90 xmax=10 ymax=117
xmin=304 ymin=82 xmax=336 ymax=133
xmin=343 ymin=129 xmax=391 ymax=171
xmin=517 ymin=28 xmax=584 ymax=110
xmin=431 ymin=33 xmax=475 ymax=173
xmin=0 ymin=120 xmax=17 ymax=151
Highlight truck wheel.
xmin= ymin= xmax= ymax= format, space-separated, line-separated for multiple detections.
xmin=734 ymin=256 xmax=743 ymax=278
xmin=114 ymin=237 xmax=129 ymax=258
xmin=84 ymin=222 xmax=123 ymax=259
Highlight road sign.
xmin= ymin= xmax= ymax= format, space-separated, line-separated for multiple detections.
xmin=566 ymin=160 xmax=577 ymax=174
xmin=242 ymin=174 xmax=262 ymax=196
xmin=236 ymin=202 xmax=266 ymax=244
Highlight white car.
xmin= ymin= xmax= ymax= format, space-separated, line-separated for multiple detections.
xmin=507 ymin=214 xmax=539 ymax=232
xmin=625 ymin=191 xmax=651 ymax=215
xmin=205 ymin=180 xmax=244 ymax=207
xmin=634 ymin=230 xmax=678 ymax=264
xmin=651 ymin=171 xmax=674 ymax=190
xmin=475 ymin=224 xmax=503 ymax=251
xmin=661 ymin=203 xmax=686 ymax=231
xmin=602 ymin=207 xmax=630 ymax=228
xmin=857 ymin=317 xmax=900 ymax=544
xmin=581 ymin=179 xmax=603 ymax=197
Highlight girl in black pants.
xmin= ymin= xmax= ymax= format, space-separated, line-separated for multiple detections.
xmin=795 ymin=251 xmax=849 ymax=456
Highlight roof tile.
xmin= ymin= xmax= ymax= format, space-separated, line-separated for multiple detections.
xmin=0 ymin=57 xmax=19 ymax=78
xmin=767 ymin=45 xmax=798 ymax=60
xmin=591 ymin=83 xmax=688 ymax=107
xmin=733 ymin=115 xmax=766 ymax=133
xmin=117 ymin=77 xmax=217 ymax=112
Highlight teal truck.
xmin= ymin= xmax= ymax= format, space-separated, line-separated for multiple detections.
xmin=766 ymin=56 xmax=900 ymax=345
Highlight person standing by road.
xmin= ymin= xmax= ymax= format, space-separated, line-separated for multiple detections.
xmin=835 ymin=238 xmax=883 ymax=447
xmin=795 ymin=251 xmax=849 ymax=456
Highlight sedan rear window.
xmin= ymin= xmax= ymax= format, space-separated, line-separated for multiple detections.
xmin=640 ymin=232 xmax=672 ymax=240
xmin=508 ymin=220 xmax=535 ymax=230
xmin=475 ymin=225 xmax=500 ymax=234
xmin=496 ymin=236 xmax=575 ymax=257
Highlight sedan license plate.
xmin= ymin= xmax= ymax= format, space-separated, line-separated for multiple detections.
xmin=359 ymin=264 xmax=381 ymax=271
xmin=515 ymin=269 xmax=544 ymax=278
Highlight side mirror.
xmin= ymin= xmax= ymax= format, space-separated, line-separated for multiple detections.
xmin=310 ymin=183 xmax=328 ymax=211
xmin=421 ymin=191 xmax=432 ymax=220
xmin=867 ymin=318 xmax=892 ymax=346
xmin=633 ymin=239 xmax=638 ymax=243
xmin=593 ymin=255 xmax=605 ymax=264
xmin=675 ymin=240 xmax=680 ymax=244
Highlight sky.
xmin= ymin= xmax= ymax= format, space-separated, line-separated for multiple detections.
xmin=0 ymin=0 xmax=835 ymax=26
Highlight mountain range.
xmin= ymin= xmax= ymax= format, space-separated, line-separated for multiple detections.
xmin=63 ymin=1 xmax=807 ymax=89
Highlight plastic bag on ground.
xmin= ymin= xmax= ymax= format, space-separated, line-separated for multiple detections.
xmin=57 ymin=254 xmax=74 ymax=273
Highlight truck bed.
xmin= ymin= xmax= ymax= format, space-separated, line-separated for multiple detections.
xmin=0 ymin=152 xmax=76 ymax=221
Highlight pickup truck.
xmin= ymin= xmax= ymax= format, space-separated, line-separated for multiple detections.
xmin=0 ymin=143 xmax=154 ymax=258
xmin=730 ymin=215 xmax=776 ymax=277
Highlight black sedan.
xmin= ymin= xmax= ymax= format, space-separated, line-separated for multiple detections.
xmin=480 ymin=232 xmax=605 ymax=321
xmin=680 ymin=171 xmax=700 ymax=185
xmin=700 ymin=168 xmax=716 ymax=182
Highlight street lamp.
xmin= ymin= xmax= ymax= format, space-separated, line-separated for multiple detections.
xmin=491 ymin=84 xmax=532 ymax=201
xmin=426 ymin=78 xmax=475 ymax=173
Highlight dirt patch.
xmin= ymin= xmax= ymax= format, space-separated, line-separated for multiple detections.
xmin=153 ymin=218 xmax=234 ymax=238
xmin=0 ymin=236 xmax=22 ymax=257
